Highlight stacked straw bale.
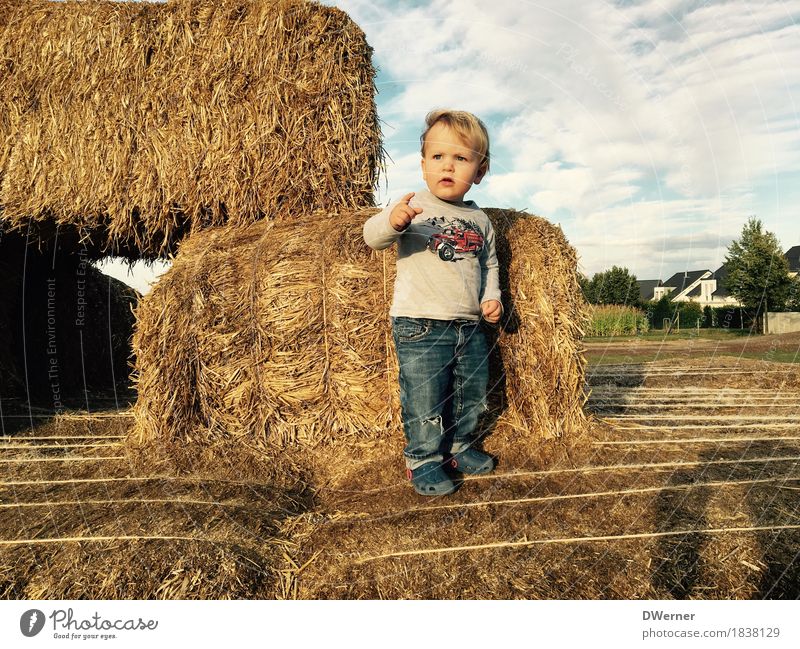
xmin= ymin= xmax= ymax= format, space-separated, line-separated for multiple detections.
xmin=0 ymin=227 xmax=137 ymax=405
xmin=131 ymin=208 xmax=588 ymax=472
xmin=0 ymin=0 xmax=382 ymax=259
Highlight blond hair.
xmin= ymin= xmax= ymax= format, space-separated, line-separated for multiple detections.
xmin=420 ymin=109 xmax=490 ymax=171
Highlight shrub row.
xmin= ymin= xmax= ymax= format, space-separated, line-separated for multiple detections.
xmin=645 ymin=296 xmax=751 ymax=329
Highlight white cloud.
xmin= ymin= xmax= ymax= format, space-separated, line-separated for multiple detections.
xmin=330 ymin=0 xmax=800 ymax=279
xmin=95 ymin=258 xmax=171 ymax=295
xmin=571 ymin=196 xmax=748 ymax=279
xmin=378 ymin=150 xmax=424 ymax=204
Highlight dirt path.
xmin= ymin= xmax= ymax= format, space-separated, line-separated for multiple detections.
xmin=585 ymin=331 xmax=800 ymax=363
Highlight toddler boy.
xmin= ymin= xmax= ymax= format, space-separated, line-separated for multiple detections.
xmin=363 ymin=109 xmax=502 ymax=496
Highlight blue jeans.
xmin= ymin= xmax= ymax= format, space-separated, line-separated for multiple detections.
xmin=392 ymin=317 xmax=489 ymax=469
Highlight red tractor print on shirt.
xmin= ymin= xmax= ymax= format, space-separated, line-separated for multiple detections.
xmin=426 ymin=225 xmax=485 ymax=261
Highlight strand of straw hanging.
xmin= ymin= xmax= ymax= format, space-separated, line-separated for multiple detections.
xmin=0 ymin=456 xmax=126 ymax=464
xmin=594 ymin=436 xmax=800 ymax=445
xmin=0 ymin=535 xmax=245 ymax=547
xmin=465 ymin=455 xmax=800 ymax=482
xmin=0 ymin=498 xmax=253 ymax=509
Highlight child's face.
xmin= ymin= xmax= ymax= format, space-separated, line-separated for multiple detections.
xmin=421 ymin=122 xmax=487 ymax=202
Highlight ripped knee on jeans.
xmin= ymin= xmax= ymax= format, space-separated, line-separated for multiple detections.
xmin=421 ymin=414 xmax=444 ymax=431
xmin=404 ymin=414 xmax=446 ymax=462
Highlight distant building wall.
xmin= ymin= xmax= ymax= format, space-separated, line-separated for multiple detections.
xmin=766 ymin=312 xmax=800 ymax=334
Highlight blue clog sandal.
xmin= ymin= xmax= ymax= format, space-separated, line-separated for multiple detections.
xmin=449 ymin=447 xmax=495 ymax=475
xmin=407 ymin=462 xmax=457 ymax=496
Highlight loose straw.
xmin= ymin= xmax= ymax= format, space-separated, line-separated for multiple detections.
xmin=0 ymin=476 xmax=283 ymax=488
xmin=0 ymin=443 xmax=121 ymax=450
xmin=612 ymin=423 xmax=800 ymax=431
xmin=589 ymin=392 xmax=800 ymax=399
xmin=590 ymin=369 xmax=795 ymax=375
xmin=54 ymin=412 xmax=133 ymax=420
xmin=355 ymin=525 xmax=800 ymax=563
xmin=0 ymin=456 xmax=126 ymax=464
xmin=606 ymin=414 xmax=800 ymax=421
xmin=589 ymin=387 xmax=800 ymax=392
xmin=590 ymin=402 xmax=799 ymax=408
xmin=594 ymin=436 xmax=800 ymax=445
xmin=0 ymin=498 xmax=249 ymax=509
xmin=0 ymin=435 xmax=124 ymax=441
xmin=340 ymin=476 xmax=799 ymax=523
xmin=467 ymin=455 xmax=800 ymax=482
xmin=591 ymin=367 xmax=794 ymax=372
xmin=0 ymin=535 xmax=225 ymax=547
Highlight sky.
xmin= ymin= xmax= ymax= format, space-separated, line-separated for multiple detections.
xmin=106 ymin=0 xmax=800 ymax=292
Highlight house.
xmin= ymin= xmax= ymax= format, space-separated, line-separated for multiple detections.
xmin=635 ymin=279 xmax=662 ymax=302
xmin=657 ymin=270 xmax=709 ymax=300
xmin=652 ymin=269 xmax=737 ymax=307
xmin=785 ymin=245 xmax=800 ymax=277
xmin=648 ymin=242 xmax=799 ymax=307
xmin=642 ymin=267 xmax=737 ymax=307
xmin=635 ymin=246 xmax=797 ymax=308
xmin=681 ymin=266 xmax=740 ymax=307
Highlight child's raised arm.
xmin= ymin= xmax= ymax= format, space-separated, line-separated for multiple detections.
xmin=388 ymin=192 xmax=423 ymax=231
xmin=363 ymin=192 xmax=424 ymax=250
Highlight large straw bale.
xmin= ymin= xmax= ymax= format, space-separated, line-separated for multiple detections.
xmin=131 ymin=208 xmax=589 ymax=476
xmin=0 ymin=227 xmax=137 ymax=406
xmin=0 ymin=0 xmax=381 ymax=259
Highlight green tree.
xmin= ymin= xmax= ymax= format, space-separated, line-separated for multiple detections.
xmin=647 ymin=295 xmax=673 ymax=329
xmin=647 ymin=295 xmax=707 ymax=331
xmin=588 ymin=266 xmax=640 ymax=306
xmin=787 ymin=276 xmax=800 ymax=311
xmin=723 ymin=217 xmax=792 ymax=329
xmin=578 ymin=272 xmax=594 ymax=303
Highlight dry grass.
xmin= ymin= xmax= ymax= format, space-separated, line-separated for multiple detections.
xmin=595 ymin=356 xmax=800 ymax=391
xmin=291 ymin=359 xmax=800 ymax=599
xmin=0 ymin=412 xmax=311 ymax=599
xmin=2 ymin=354 xmax=799 ymax=599
xmin=0 ymin=0 xmax=382 ymax=259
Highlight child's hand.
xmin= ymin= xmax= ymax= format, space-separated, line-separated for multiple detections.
xmin=481 ymin=299 xmax=503 ymax=324
xmin=389 ymin=192 xmax=424 ymax=231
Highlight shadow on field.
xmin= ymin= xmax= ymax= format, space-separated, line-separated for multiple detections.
xmin=583 ymin=360 xmax=800 ymax=599
xmin=0 ymin=388 xmax=135 ymax=437
xmin=652 ymin=443 xmax=800 ymax=599
xmin=0 ymin=408 xmax=52 ymax=436
xmin=584 ymin=364 xmax=648 ymax=416
xmin=749 ymin=442 xmax=800 ymax=599
xmin=652 ymin=469 xmax=710 ymax=598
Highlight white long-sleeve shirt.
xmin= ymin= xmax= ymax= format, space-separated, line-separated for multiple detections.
xmin=363 ymin=189 xmax=502 ymax=321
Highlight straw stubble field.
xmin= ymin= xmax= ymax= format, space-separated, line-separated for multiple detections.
xmin=2 ymin=347 xmax=799 ymax=599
